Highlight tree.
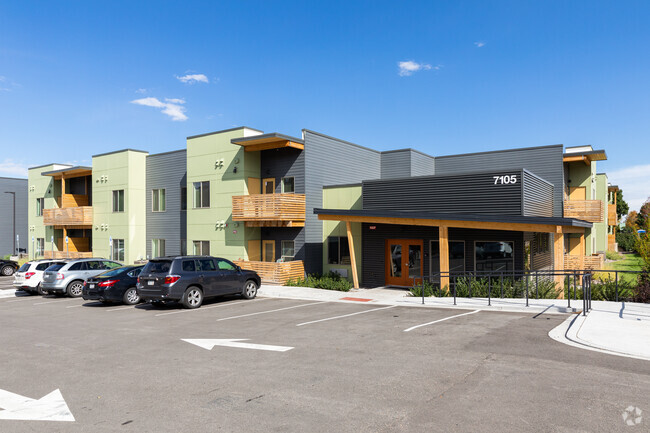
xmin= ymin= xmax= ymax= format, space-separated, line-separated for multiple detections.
xmin=616 ymin=189 xmax=629 ymax=219
xmin=626 ymin=211 xmax=638 ymax=230
xmin=637 ymin=202 xmax=650 ymax=231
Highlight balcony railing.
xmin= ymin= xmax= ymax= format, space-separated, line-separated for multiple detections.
xmin=564 ymin=253 xmax=605 ymax=271
xmin=43 ymin=206 xmax=93 ymax=226
xmin=42 ymin=251 xmax=93 ymax=259
xmin=607 ymin=204 xmax=617 ymax=225
xmin=563 ymin=200 xmax=604 ymax=223
xmin=234 ymin=260 xmax=305 ymax=285
xmin=232 ymin=194 xmax=305 ymax=227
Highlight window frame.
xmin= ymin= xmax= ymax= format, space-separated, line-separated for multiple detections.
xmin=327 ymin=236 xmax=350 ymax=265
xmin=36 ymin=197 xmax=45 ymax=217
xmin=152 ymin=188 xmax=166 ymax=212
xmin=112 ymin=239 xmax=125 ymax=262
xmin=193 ymin=240 xmax=210 ymax=256
xmin=281 ymin=177 xmax=295 ymax=194
xmin=151 ymin=239 xmax=166 ymax=258
xmin=281 ymin=240 xmax=295 ymax=261
xmin=193 ymin=181 xmax=210 ymax=209
xmin=474 ymin=240 xmax=515 ymax=273
xmin=112 ymin=190 xmax=125 ymax=213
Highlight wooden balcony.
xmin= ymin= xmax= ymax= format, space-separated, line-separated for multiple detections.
xmin=607 ymin=204 xmax=617 ymax=225
xmin=234 ymin=260 xmax=305 ymax=285
xmin=564 ymin=253 xmax=604 ymax=271
xmin=563 ymin=200 xmax=604 ymax=223
xmin=608 ymin=234 xmax=617 ymax=251
xmin=43 ymin=206 xmax=93 ymax=226
xmin=232 ymin=194 xmax=305 ymax=227
xmin=43 ymin=251 xmax=93 ymax=259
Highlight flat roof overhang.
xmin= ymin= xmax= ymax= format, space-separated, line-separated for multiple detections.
xmin=608 ymin=185 xmax=619 ymax=192
xmin=563 ymin=149 xmax=607 ymax=165
xmin=41 ymin=166 xmax=92 ymax=178
xmin=315 ymin=208 xmax=592 ymax=234
xmin=231 ymin=133 xmax=304 ymax=152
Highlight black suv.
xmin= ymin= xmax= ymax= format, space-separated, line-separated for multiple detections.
xmin=136 ymin=256 xmax=261 ymax=309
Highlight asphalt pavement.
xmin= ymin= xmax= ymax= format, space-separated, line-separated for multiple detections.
xmin=0 ymin=276 xmax=648 ymax=432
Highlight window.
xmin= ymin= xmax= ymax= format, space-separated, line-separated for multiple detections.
xmin=112 ymin=239 xmax=125 ymax=262
xmin=193 ymin=181 xmax=210 ymax=208
xmin=193 ymin=240 xmax=210 ymax=255
xmin=475 ymin=241 xmax=514 ymax=272
xmin=152 ymin=239 xmax=166 ymax=258
xmin=182 ymin=260 xmax=196 ymax=272
xmin=112 ymin=190 xmax=124 ymax=212
xmin=533 ymin=233 xmax=549 ymax=255
xmin=36 ymin=238 xmax=44 ymax=257
xmin=181 ymin=239 xmax=187 ymax=256
xmin=281 ymin=177 xmax=295 ymax=193
xmin=69 ymin=262 xmax=86 ymax=271
xmin=281 ymin=240 xmax=295 ymax=261
xmin=152 ymin=189 xmax=166 ymax=212
xmin=127 ymin=268 xmax=142 ymax=278
xmin=36 ymin=198 xmax=44 ymax=216
xmin=181 ymin=187 xmax=187 ymax=211
xmin=327 ymin=236 xmax=350 ymax=265
xmin=216 ymin=259 xmax=236 ymax=271
xmin=197 ymin=258 xmax=216 ymax=271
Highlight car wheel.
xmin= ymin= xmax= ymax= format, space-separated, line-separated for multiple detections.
xmin=1 ymin=265 xmax=14 ymax=276
xmin=182 ymin=287 xmax=203 ymax=309
xmin=36 ymin=283 xmax=47 ymax=296
xmin=123 ymin=287 xmax=140 ymax=305
xmin=242 ymin=280 xmax=258 ymax=299
xmin=66 ymin=281 xmax=84 ymax=298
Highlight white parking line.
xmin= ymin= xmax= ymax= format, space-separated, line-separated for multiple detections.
xmin=154 ymin=298 xmax=272 ymax=317
xmin=4 ymin=297 xmax=37 ymax=303
xmin=105 ymin=305 xmax=136 ymax=312
xmin=216 ymin=301 xmax=328 ymax=321
xmin=66 ymin=304 xmax=84 ymax=308
xmin=32 ymin=299 xmax=76 ymax=306
xmin=403 ymin=309 xmax=480 ymax=332
xmin=296 ymin=305 xmax=397 ymax=327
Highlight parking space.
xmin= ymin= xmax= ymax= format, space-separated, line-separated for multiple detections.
xmin=0 ymin=290 xmax=648 ymax=432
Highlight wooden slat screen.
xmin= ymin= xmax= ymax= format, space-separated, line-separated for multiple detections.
xmin=564 ymin=253 xmax=605 ymax=270
xmin=232 ymin=194 xmax=305 ymax=222
xmin=563 ymin=200 xmax=604 ymax=223
xmin=43 ymin=206 xmax=93 ymax=226
xmin=43 ymin=251 xmax=93 ymax=259
xmin=607 ymin=204 xmax=617 ymax=225
xmin=234 ymin=260 xmax=305 ymax=285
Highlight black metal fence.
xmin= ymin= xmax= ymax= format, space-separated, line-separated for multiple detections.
xmin=412 ymin=269 xmax=648 ymax=316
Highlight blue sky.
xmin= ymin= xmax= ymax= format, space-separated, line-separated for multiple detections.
xmin=1 ymin=1 xmax=649 ymax=210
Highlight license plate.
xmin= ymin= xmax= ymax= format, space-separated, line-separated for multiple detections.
xmin=148 ymin=280 xmax=154 ymax=286
xmin=89 ymin=284 xmax=95 ymax=289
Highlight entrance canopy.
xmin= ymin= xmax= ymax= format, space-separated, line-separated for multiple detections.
xmin=315 ymin=208 xmax=592 ymax=290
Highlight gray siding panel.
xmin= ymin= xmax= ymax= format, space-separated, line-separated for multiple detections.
xmin=260 ymin=148 xmax=305 ymax=194
xmin=380 ymin=151 xmax=411 ymax=179
xmin=146 ymin=150 xmax=187 ymax=258
xmin=303 ymin=130 xmax=382 ymax=274
xmin=0 ymin=178 xmax=28 ymax=256
xmin=410 ymin=151 xmax=435 ymax=177
xmin=435 ymin=145 xmax=564 ymax=217
xmin=522 ymin=170 xmax=554 ymax=217
xmin=363 ymin=171 xmax=523 ymax=216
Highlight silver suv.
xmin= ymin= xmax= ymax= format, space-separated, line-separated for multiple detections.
xmin=42 ymin=258 xmax=123 ymax=297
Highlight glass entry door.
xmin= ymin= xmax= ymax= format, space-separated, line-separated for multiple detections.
xmin=385 ymin=239 xmax=423 ymax=286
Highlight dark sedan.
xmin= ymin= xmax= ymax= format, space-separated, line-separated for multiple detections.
xmin=1 ymin=259 xmax=19 ymax=276
xmin=82 ymin=265 xmax=144 ymax=305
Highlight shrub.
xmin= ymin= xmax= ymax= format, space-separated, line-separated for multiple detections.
xmin=285 ymin=272 xmax=352 ymax=292
xmin=605 ymin=250 xmax=623 ymax=261
xmin=633 ymin=271 xmax=650 ymax=303
xmin=590 ymin=275 xmax=634 ymax=301
xmin=409 ymin=281 xmax=442 ymax=297
xmin=616 ymin=229 xmax=637 ymax=252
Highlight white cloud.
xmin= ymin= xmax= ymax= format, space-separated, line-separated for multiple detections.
xmin=130 ymin=97 xmax=188 ymax=121
xmin=176 ymin=74 xmax=209 ymax=84
xmin=608 ymin=164 xmax=650 ymax=212
xmin=474 ymin=41 xmax=486 ymax=47
xmin=0 ymin=159 xmax=29 ymax=177
xmin=398 ymin=61 xmax=441 ymax=77
xmin=135 ymin=88 xmax=147 ymax=94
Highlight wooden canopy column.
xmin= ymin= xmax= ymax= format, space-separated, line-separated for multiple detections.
xmin=346 ymin=222 xmax=359 ymax=289
xmin=554 ymin=227 xmax=565 ymax=299
xmin=439 ymin=226 xmax=450 ymax=290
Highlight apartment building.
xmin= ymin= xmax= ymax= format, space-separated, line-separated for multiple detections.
xmin=0 ymin=177 xmax=28 ymax=256
xmin=27 ymin=127 xmax=616 ymax=289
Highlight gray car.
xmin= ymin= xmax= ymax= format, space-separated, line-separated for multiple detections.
xmin=137 ymin=256 xmax=261 ymax=309
xmin=41 ymin=258 xmax=123 ymax=297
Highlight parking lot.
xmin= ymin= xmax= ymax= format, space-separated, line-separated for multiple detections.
xmin=0 ymin=276 xmax=648 ymax=432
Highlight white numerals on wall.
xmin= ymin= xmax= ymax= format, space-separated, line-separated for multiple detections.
xmin=493 ymin=175 xmax=517 ymax=185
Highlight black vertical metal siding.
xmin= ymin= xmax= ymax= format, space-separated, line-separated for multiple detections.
xmin=522 ymin=170 xmax=554 ymax=217
xmin=303 ymin=130 xmax=382 ymax=274
xmin=260 ymin=147 xmax=305 ymax=194
xmin=380 ymin=150 xmax=411 ymax=179
xmin=0 ymin=177 xmax=28 ymax=255
xmin=435 ymin=145 xmax=564 ymax=217
xmin=362 ymin=171 xmax=523 ymax=215
xmin=361 ymin=223 xmax=524 ymax=287
xmin=146 ymin=150 xmax=187 ymax=258
xmin=260 ymin=227 xmax=304 ymax=261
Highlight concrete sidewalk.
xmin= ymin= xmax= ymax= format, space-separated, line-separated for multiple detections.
xmin=260 ymin=284 xmax=650 ymax=361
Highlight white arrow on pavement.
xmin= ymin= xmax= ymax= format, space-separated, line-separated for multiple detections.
xmin=0 ymin=388 xmax=75 ymax=422
xmin=182 ymin=339 xmax=293 ymax=352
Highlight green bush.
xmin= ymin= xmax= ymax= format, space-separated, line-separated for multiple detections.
xmin=605 ymin=250 xmax=624 ymax=261
xmin=616 ymin=229 xmax=637 ymax=252
xmin=409 ymin=281 xmax=446 ymax=297
xmin=633 ymin=271 xmax=650 ymax=303
xmin=590 ymin=275 xmax=634 ymax=301
xmin=285 ymin=272 xmax=352 ymax=292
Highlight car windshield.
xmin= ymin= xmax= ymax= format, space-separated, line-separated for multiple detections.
xmin=18 ymin=263 xmax=31 ymax=272
xmin=46 ymin=264 xmax=64 ymax=272
xmin=146 ymin=260 xmax=172 ymax=273
xmin=97 ymin=268 xmax=126 ymax=278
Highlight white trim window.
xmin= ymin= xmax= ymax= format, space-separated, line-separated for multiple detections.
xmin=193 ymin=181 xmax=210 ymax=208
xmin=281 ymin=240 xmax=295 ymax=261
xmin=152 ymin=189 xmax=166 ymax=212
xmin=152 ymin=239 xmax=166 ymax=258
xmin=112 ymin=190 xmax=125 ymax=213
